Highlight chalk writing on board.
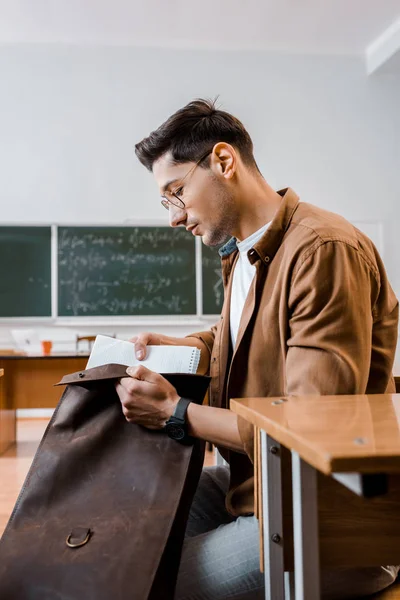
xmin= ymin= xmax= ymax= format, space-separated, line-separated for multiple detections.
xmin=202 ymin=256 xmax=223 ymax=307
xmin=202 ymin=246 xmax=224 ymax=315
xmin=58 ymin=227 xmax=196 ymax=316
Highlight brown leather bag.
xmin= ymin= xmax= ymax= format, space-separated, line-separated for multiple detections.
xmin=0 ymin=364 xmax=210 ymax=600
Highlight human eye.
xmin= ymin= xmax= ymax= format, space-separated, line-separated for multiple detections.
xmin=174 ymin=186 xmax=184 ymax=198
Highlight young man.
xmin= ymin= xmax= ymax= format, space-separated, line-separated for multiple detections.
xmin=116 ymin=99 xmax=399 ymax=599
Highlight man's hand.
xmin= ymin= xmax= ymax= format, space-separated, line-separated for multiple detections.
xmin=129 ymin=332 xmax=162 ymax=360
xmin=116 ymin=363 xmax=244 ymax=453
xmin=115 ymin=365 xmax=179 ymax=430
xmin=129 ymin=331 xmax=210 ymax=375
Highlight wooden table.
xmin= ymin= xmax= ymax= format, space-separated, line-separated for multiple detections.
xmin=0 ymin=368 xmax=16 ymax=455
xmin=231 ymin=393 xmax=400 ymax=600
xmin=0 ymin=354 xmax=88 ymax=409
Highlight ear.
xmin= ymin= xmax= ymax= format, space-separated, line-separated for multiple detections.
xmin=210 ymin=143 xmax=236 ymax=180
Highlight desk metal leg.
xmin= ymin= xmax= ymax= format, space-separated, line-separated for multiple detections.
xmin=291 ymin=451 xmax=320 ymax=600
xmin=260 ymin=431 xmax=285 ymax=599
xmin=284 ymin=571 xmax=295 ymax=600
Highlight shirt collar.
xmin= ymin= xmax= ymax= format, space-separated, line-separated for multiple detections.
xmin=218 ymin=188 xmax=300 ymax=263
xmin=237 ymin=222 xmax=271 ymax=254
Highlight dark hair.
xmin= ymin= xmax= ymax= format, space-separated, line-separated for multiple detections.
xmin=135 ymin=98 xmax=257 ymax=172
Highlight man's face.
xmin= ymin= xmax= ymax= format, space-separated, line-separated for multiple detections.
xmin=153 ymin=152 xmax=237 ymax=247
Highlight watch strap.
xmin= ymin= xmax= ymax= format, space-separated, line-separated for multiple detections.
xmin=170 ymin=397 xmax=191 ymax=424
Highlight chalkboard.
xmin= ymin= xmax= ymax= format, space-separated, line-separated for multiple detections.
xmin=0 ymin=227 xmax=52 ymax=317
xmin=58 ymin=227 xmax=196 ymax=316
xmin=202 ymin=244 xmax=224 ymax=315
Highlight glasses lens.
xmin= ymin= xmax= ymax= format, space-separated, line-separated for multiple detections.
xmin=171 ymin=195 xmax=185 ymax=209
xmin=161 ymin=194 xmax=185 ymax=210
xmin=161 ymin=198 xmax=170 ymax=210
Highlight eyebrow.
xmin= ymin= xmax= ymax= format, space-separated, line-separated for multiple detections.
xmin=161 ymin=178 xmax=180 ymax=195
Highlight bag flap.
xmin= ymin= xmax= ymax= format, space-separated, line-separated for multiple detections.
xmin=55 ymin=363 xmax=211 ymax=404
xmin=54 ymin=363 xmax=130 ymax=385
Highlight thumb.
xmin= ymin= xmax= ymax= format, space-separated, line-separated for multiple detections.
xmin=132 ymin=332 xmax=155 ymax=360
xmin=126 ymin=364 xmax=159 ymax=382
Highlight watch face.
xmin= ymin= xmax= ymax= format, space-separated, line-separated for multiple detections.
xmin=166 ymin=423 xmax=186 ymax=441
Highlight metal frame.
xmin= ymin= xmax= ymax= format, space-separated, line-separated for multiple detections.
xmin=259 ymin=430 xmax=388 ymax=599
xmin=260 ymin=431 xmax=285 ymax=599
xmin=284 ymin=571 xmax=295 ymax=600
xmin=291 ymin=450 xmax=320 ymax=600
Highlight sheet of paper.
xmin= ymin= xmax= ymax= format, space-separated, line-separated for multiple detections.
xmin=11 ymin=329 xmax=42 ymax=354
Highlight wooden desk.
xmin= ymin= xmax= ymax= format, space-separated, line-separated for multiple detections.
xmin=0 ymin=369 xmax=16 ymax=455
xmin=231 ymin=394 xmax=400 ymax=600
xmin=0 ymin=354 xmax=88 ymax=409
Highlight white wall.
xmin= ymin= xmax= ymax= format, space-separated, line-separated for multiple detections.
xmin=0 ymin=45 xmax=399 ymax=366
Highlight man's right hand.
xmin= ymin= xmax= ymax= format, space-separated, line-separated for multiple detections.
xmin=129 ymin=332 xmax=163 ymax=360
xmin=129 ymin=332 xmax=210 ymax=375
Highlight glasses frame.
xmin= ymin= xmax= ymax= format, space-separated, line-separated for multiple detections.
xmin=160 ymin=150 xmax=212 ymax=211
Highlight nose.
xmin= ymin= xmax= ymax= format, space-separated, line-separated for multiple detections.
xmin=169 ymin=205 xmax=187 ymax=228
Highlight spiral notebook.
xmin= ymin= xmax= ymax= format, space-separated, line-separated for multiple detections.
xmin=86 ymin=335 xmax=201 ymax=374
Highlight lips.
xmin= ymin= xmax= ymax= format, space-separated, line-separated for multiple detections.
xmin=187 ymin=225 xmax=198 ymax=234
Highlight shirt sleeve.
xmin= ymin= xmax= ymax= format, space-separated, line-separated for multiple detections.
xmin=185 ymin=323 xmax=219 ymax=361
xmin=286 ymin=240 xmax=380 ymax=396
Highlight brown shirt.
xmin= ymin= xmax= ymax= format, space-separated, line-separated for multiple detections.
xmin=190 ymin=188 xmax=399 ymax=516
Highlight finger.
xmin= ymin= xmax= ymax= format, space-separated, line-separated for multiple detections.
xmin=118 ymin=376 xmax=141 ymax=394
xmin=134 ymin=333 xmax=153 ymax=360
xmin=115 ymin=380 xmax=125 ymax=395
xmin=126 ymin=364 xmax=164 ymax=384
xmin=115 ymin=380 xmax=133 ymax=407
xmin=118 ymin=375 xmax=157 ymax=400
xmin=115 ymin=378 xmax=132 ymax=392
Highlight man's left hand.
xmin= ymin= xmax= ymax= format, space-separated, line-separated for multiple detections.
xmin=115 ymin=365 xmax=179 ymax=430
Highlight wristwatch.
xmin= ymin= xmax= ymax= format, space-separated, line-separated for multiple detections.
xmin=164 ymin=397 xmax=193 ymax=445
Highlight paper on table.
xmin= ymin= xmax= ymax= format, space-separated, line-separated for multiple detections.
xmin=11 ymin=329 xmax=42 ymax=354
xmin=86 ymin=335 xmax=201 ymax=374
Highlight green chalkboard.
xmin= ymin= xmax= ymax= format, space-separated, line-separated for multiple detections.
xmin=0 ymin=227 xmax=52 ymax=317
xmin=202 ymin=244 xmax=224 ymax=315
xmin=58 ymin=227 xmax=196 ymax=316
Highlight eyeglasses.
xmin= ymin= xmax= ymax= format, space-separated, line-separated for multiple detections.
xmin=160 ymin=150 xmax=212 ymax=211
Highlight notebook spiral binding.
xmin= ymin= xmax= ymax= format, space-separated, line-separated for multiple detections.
xmin=189 ymin=348 xmax=201 ymax=374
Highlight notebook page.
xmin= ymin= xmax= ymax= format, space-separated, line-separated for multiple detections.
xmin=86 ymin=335 xmax=200 ymax=374
xmin=139 ymin=346 xmax=200 ymax=374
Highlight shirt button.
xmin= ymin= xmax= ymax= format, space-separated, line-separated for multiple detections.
xmin=264 ymin=256 xmax=270 ymax=264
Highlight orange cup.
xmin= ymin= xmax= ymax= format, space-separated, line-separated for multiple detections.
xmin=41 ymin=340 xmax=53 ymax=356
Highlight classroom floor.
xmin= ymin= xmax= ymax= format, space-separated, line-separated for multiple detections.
xmin=0 ymin=419 xmax=216 ymax=537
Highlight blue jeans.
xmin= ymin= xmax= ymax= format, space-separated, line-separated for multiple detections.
xmin=174 ymin=466 xmax=398 ymax=600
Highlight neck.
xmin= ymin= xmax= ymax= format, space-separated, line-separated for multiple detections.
xmin=232 ymin=174 xmax=282 ymax=241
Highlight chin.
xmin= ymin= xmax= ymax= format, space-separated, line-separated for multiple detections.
xmin=202 ymin=232 xmax=224 ymax=247
xmin=200 ymin=232 xmax=212 ymax=246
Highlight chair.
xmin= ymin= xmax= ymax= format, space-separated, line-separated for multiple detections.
xmin=75 ymin=335 xmax=96 ymax=353
xmin=75 ymin=335 xmax=116 ymax=353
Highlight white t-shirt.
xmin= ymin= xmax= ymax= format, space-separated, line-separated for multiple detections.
xmin=230 ymin=222 xmax=271 ymax=349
